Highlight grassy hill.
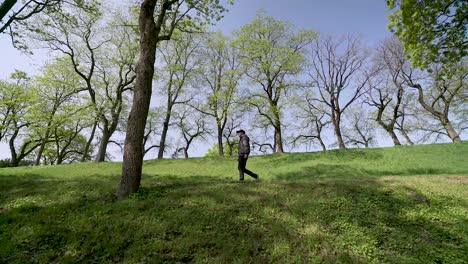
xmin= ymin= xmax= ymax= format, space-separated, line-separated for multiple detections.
xmin=1 ymin=142 xmax=467 ymax=263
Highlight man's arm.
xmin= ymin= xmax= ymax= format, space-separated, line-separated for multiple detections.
xmin=242 ymin=136 xmax=250 ymax=157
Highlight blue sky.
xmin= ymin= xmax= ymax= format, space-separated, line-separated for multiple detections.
xmin=0 ymin=0 xmax=394 ymax=159
xmin=0 ymin=0 xmax=393 ymax=78
xmin=214 ymin=0 xmax=392 ymax=41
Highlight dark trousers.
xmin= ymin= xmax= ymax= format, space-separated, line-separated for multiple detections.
xmin=238 ymin=156 xmax=257 ymax=180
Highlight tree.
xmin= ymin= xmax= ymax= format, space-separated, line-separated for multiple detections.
xmin=117 ymin=0 xmax=231 ymax=198
xmin=26 ymin=3 xmax=137 ymax=162
xmin=92 ymin=12 xmax=137 ymax=162
xmin=156 ymin=31 xmax=201 ymax=159
xmin=174 ymin=106 xmax=210 ymax=159
xmin=1 ymin=0 xmax=61 ymax=35
xmin=387 ymin=0 xmax=467 ymax=69
xmin=308 ymin=35 xmax=371 ymax=149
xmin=366 ymin=37 xmax=409 ymax=146
xmin=1 ymin=0 xmax=98 ymax=50
xmin=235 ymin=12 xmax=316 ymax=153
xmin=292 ymin=92 xmax=330 ymax=151
xmin=30 ymin=58 xmax=83 ymax=165
xmin=342 ymin=107 xmax=376 ymax=149
xmin=403 ymin=63 xmax=466 ymax=142
xmin=52 ymin=121 xmax=90 ymax=164
xmin=204 ymin=113 xmax=242 ymax=157
xmin=0 ymin=71 xmax=41 ymax=167
xmin=394 ymin=95 xmax=416 ymax=145
xmin=190 ymin=32 xmax=243 ymax=157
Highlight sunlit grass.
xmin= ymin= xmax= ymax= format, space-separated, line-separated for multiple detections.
xmin=1 ymin=142 xmax=467 ymax=263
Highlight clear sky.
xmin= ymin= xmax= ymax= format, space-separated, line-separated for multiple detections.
xmin=0 ymin=0 xmax=394 ymax=159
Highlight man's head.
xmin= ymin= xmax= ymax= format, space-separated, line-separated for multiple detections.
xmin=236 ymin=129 xmax=245 ymax=137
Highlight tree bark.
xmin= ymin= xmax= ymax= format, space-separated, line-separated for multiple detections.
xmin=332 ymin=111 xmax=346 ymax=149
xmin=9 ymin=128 xmax=19 ymax=167
xmin=443 ymin=119 xmax=462 ymax=142
xmin=117 ymin=0 xmax=159 ymax=198
xmin=35 ymin=140 xmax=47 ymax=165
xmin=274 ymin=125 xmax=284 ymax=153
xmin=95 ymin=127 xmax=110 ymax=162
xmin=0 ymin=0 xmax=17 ymax=22
xmin=217 ymin=124 xmax=224 ymax=157
xmin=272 ymin=102 xmax=284 ymax=153
xmin=318 ymin=137 xmax=326 ymax=151
xmin=387 ymin=128 xmax=401 ymax=145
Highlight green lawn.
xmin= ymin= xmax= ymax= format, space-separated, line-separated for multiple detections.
xmin=1 ymin=142 xmax=467 ymax=263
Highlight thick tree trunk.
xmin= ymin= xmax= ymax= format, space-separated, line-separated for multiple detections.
xmin=157 ymin=112 xmax=171 ymax=159
xmin=274 ymin=126 xmax=284 ymax=153
xmin=81 ymin=120 xmax=97 ymax=162
xmin=117 ymin=0 xmax=158 ymax=198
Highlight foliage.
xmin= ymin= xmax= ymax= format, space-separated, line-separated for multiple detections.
xmin=1 ymin=142 xmax=467 ymax=262
xmin=234 ymin=11 xmax=317 ymax=152
xmin=204 ymin=142 xmax=238 ymax=157
xmin=387 ymin=0 xmax=468 ymax=69
xmin=0 ymin=159 xmax=34 ymax=168
xmin=192 ymin=31 xmax=243 ymax=157
xmin=2 ymin=0 xmax=101 ymax=51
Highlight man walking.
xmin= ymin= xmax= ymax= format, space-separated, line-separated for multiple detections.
xmin=236 ymin=129 xmax=259 ymax=181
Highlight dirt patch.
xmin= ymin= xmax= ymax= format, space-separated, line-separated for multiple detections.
xmin=444 ymin=176 xmax=468 ymax=183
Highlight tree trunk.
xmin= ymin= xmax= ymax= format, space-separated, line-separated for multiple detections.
xmin=274 ymin=126 xmax=284 ymax=153
xmin=81 ymin=120 xmax=97 ymax=162
xmin=184 ymin=148 xmax=189 ymax=159
xmin=379 ymin=124 xmax=401 ymax=146
xmin=9 ymin=130 xmax=18 ymax=167
xmin=333 ymin=111 xmax=346 ymax=149
xmin=35 ymin=141 xmax=46 ymax=165
xmin=400 ymin=129 xmax=414 ymax=145
xmin=273 ymin=105 xmax=284 ymax=153
xmin=318 ymin=137 xmax=326 ymax=151
xmin=443 ymin=120 xmax=462 ymax=142
xmin=95 ymin=127 xmax=110 ymax=162
xmin=117 ymin=0 xmax=158 ymax=198
xmin=217 ymin=124 xmax=224 ymax=157
xmin=0 ymin=0 xmax=17 ymax=23
xmin=157 ymin=112 xmax=171 ymax=159
xmin=388 ymin=129 xmax=401 ymax=146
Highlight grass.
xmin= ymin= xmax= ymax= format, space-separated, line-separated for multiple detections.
xmin=0 ymin=142 xmax=467 ymax=263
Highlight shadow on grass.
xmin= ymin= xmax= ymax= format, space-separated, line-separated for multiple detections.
xmin=274 ymin=164 xmax=446 ymax=180
xmin=1 ymin=173 xmax=467 ymax=263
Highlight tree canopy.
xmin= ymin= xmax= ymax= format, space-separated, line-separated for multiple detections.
xmin=387 ymin=0 xmax=467 ymax=69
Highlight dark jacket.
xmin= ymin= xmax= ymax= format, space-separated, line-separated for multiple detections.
xmin=238 ymin=134 xmax=251 ymax=156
